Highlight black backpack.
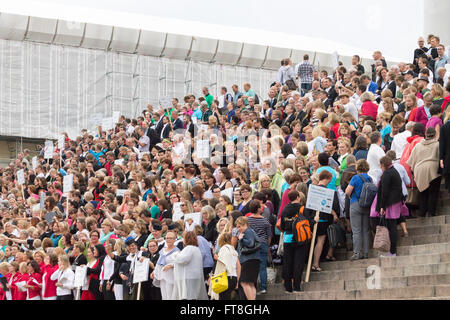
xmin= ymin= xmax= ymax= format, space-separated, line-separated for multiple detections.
xmin=327 ymin=223 xmax=346 ymax=249
xmin=358 ymin=174 xmax=377 ymax=208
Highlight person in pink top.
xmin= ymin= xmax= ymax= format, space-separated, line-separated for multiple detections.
xmin=278 ymin=174 xmax=302 ymax=219
xmin=426 ymin=104 xmax=443 ymax=139
xmin=360 ymin=92 xmax=378 ymax=120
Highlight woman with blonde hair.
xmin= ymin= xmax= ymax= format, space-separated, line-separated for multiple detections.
xmin=51 ymin=254 xmax=74 ymax=300
xmin=360 ymin=91 xmax=378 ymax=120
xmin=328 ymin=112 xmax=340 ymax=139
xmin=210 ymin=232 xmax=240 ymax=300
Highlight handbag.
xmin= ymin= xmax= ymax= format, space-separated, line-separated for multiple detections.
xmin=240 ymin=228 xmax=262 ymax=255
xmin=373 ymin=216 xmax=391 ymax=252
xmin=285 ymin=79 xmax=298 ymax=91
xmin=211 ymin=271 xmax=228 ymax=294
xmin=406 ymin=187 xmax=419 ymax=206
xmin=241 ymin=241 xmax=261 ymax=255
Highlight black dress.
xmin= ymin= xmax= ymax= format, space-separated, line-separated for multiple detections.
xmin=141 ymin=251 xmax=162 ymax=300
xmin=439 ymin=121 xmax=450 ymax=192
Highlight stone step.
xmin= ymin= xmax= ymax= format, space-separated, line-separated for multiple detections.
xmin=334 ymin=237 xmax=450 ymax=261
xmin=397 ymin=224 xmax=450 ymax=236
xmin=260 ymin=284 xmax=450 ymax=300
xmin=333 ymin=242 xmax=450 ymax=260
xmin=303 ymin=262 xmax=450 ymax=282
xmin=299 ymin=273 xmax=450 ymax=292
xmin=396 ymin=233 xmax=450 ymax=246
xmin=320 ymin=250 xmax=449 ymax=271
xmin=398 ymin=215 xmax=449 ymax=228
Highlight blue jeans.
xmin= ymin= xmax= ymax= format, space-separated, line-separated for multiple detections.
xmin=258 ymin=242 xmax=268 ymax=291
xmin=300 ymin=83 xmax=312 ymax=96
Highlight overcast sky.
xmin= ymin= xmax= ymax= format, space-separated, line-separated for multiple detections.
xmin=4 ymin=0 xmax=425 ymax=61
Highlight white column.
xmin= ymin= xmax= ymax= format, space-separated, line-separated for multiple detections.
xmin=423 ymin=1 xmax=450 ymax=46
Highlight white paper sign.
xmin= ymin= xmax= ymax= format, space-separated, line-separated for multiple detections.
xmin=74 ymin=266 xmax=88 ymax=288
xmin=220 ymin=188 xmax=234 ymax=202
xmin=114 ymin=159 xmax=124 ymax=166
xmin=58 ymin=135 xmax=65 ymax=150
xmin=32 ymin=156 xmax=38 ymax=170
xmin=63 ymin=174 xmax=74 ymax=193
xmin=101 ymin=118 xmax=114 ymax=131
xmin=305 ymin=185 xmax=335 ymax=214
xmin=172 ymin=202 xmax=182 ymax=217
xmin=196 ymin=140 xmax=210 ymax=159
xmin=40 ymin=193 xmax=45 ymax=210
xmin=116 ymin=189 xmax=127 ymax=197
xmin=159 ymin=96 xmax=172 ymax=110
xmin=133 ymin=258 xmax=150 ymax=284
xmin=184 ymin=212 xmax=202 ymax=226
xmin=17 ymin=169 xmax=25 ymax=185
xmin=113 ymin=111 xmax=121 ymax=123
xmin=172 ymin=211 xmax=184 ymax=223
xmin=44 ymin=140 xmax=54 ymax=159
xmin=332 ymin=51 xmax=339 ymax=70
xmin=199 ymin=124 xmax=209 ymax=132
xmin=90 ymin=113 xmax=103 ymax=125
xmin=204 ymin=190 xmax=213 ymax=199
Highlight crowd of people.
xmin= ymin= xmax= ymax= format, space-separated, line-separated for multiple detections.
xmin=0 ymin=34 xmax=450 ymax=300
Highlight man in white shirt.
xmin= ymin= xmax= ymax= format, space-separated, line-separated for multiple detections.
xmin=351 ymin=84 xmax=365 ymax=111
xmin=391 ymin=121 xmax=414 ymax=160
xmin=217 ymin=86 xmax=233 ymax=114
xmin=367 ymin=132 xmax=385 ymax=184
xmin=339 ymin=93 xmax=358 ymax=122
xmin=135 ymin=127 xmax=150 ymax=153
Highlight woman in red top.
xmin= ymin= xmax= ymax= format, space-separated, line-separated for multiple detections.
xmin=41 ymin=253 xmax=58 ymax=300
xmin=360 ymin=92 xmax=378 ymax=120
xmin=5 ymin=262 xmax=19 ymax=300
xmin=26 ymin=261 xmax=42 ymax=300
xmin=33 ymin=251 xmax=46 ymax=275
xmin=14 ymin=262 xmax=29 ymax=300
xmin=81 ymin=246 xmax=98 ymax=300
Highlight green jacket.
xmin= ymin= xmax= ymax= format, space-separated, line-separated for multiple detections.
xmin=204 ymin=94 xmax=214 ymax=107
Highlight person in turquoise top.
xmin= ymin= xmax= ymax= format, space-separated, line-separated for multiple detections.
xmin=316 ymin=152 xmax=337 ymax=190
xmin=192 ymin=102 xmax=203 ymax=121
xmin=378 ymin=112 xmax=391 ymax=144
xmin=241 ymin=82 xmax=256 ymax=106
xmin=202 ymin=87 xmax=214 ymax=107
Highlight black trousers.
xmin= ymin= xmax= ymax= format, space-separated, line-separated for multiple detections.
xmin=56 ymin=294 xmax=73 ymax=300
xmin=282 ymin=243 xmax=307 ymax=292
xmin=219 ymin=276 xmax=237 ymax=300
xmin=371 ymin=217 xmax=398 ymax=254
xmin=418 ymin=176 xmax=442 ymax=216
xmin=142 ymin=280 xmax=162 ymax=300
xmin=102 ymin=281 xmax=116 ymax=300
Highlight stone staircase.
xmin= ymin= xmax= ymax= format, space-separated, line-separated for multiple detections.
xmin=260 ymin=189 xmax=450 ymax=300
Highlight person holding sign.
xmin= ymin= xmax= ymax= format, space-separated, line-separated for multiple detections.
xmin=304 ymin=171 xmax=340 ymax=273
xmin=140 ymin=239 xmax=162 ymax=300
xmin=106 ymin=239 xmax=143 ymax=300
xmin=171 ymin=231 xmax=208 ymax=300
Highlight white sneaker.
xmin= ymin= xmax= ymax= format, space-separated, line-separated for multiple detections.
xmin=257 ymin=290 xmax=267 ymax=295
xmin=380 ymin=253 xmax=397 ymax=258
